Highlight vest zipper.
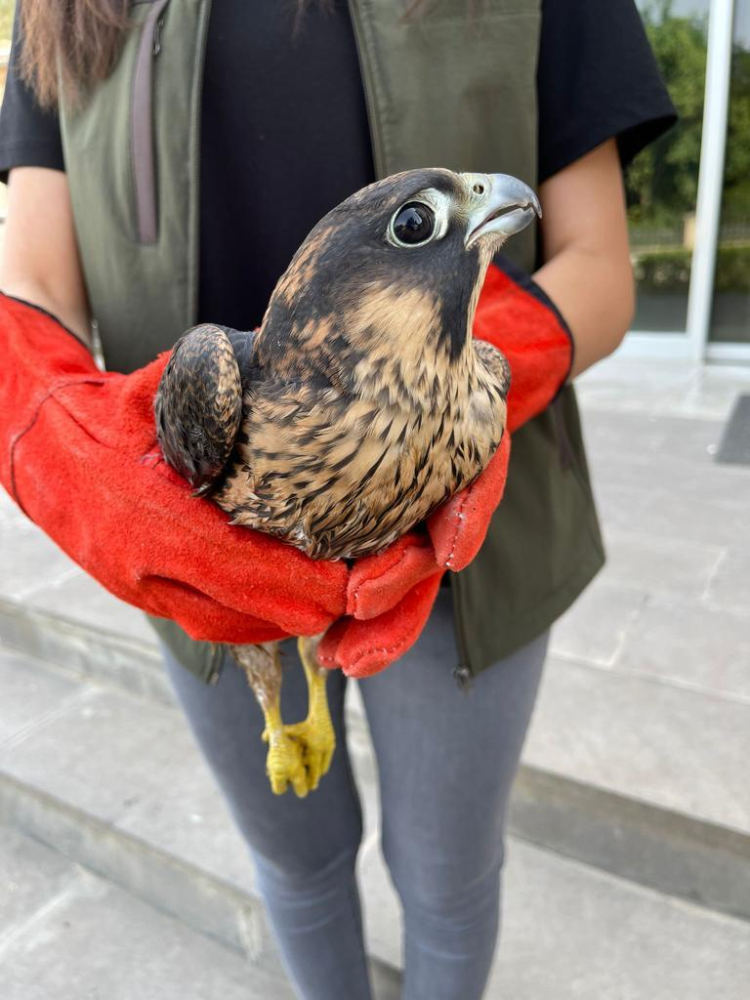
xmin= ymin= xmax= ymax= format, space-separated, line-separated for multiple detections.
xmin=131 ymin=0 xmax=171 ymax=244
xmin=347 ymin=0 xmax=387 ymax=178
xmin=450 ymin=575 xmax=474 ymax=689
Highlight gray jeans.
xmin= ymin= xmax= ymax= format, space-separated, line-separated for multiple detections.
xmin=164 ymin=590 xmax=548 ymax=1000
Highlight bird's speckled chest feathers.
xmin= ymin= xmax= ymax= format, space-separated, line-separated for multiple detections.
xmin=214 ymin=169 xmax=513 ymax=560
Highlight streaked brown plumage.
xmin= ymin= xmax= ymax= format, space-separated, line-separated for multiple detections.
xmin=155 ymin=168 xmax=540 ymax=796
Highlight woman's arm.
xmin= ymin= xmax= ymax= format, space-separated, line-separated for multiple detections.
xmin=0 ymin=166 xmax=91 ymax=342
xmin=533 ymin=138 xmax=635 ymax=378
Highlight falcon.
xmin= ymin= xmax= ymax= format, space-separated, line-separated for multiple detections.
xmin=155 ymin=168 xmax=540 ymax=796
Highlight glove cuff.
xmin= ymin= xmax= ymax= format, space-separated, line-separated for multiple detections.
xmin=473 ymin=256 xmax=574 ymax=433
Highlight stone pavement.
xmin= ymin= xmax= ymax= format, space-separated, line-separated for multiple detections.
xmin=1 ymin=353 xmax=749 ymax=996
xmin=0 ymin=824 xmax=296 ymax=1000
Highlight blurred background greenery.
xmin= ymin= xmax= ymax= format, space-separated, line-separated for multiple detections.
xmin=630 ymin=0 xmax=749 ymax=342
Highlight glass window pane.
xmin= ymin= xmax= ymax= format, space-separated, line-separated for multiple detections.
xmin=628 ymin=1 xmax=710 ymax=334
xmin=710 ymin=0 xmax=750 ymax=344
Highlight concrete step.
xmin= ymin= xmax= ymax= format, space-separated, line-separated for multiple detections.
xmin=0 ymin=825 xmax=295 ymax=1000
xmin=1 ymin=646 xmax=748 ymax=999
xmin=2 ymin=571 xmax=749 ymax=923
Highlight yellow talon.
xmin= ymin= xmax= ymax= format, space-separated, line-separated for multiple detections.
xmin=262 ymin=703 xmax=310 ymax=798
xmin=237 ymin=636 xmax=334 ymax=797
xmin=285 ymin=637 xmax=336 ymax=791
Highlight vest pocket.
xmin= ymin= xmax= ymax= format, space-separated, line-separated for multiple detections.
xmin=131 ymin=0 xmax=171 ymax=244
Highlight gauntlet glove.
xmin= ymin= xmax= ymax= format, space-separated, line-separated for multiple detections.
xmin=0 ymin=295 xmax=349 ymax=644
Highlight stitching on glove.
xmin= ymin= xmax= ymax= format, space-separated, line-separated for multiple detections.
xmin=318 ymin=637 xmax=407 ymax=669
xmin=443 ymin=489 xmax=471 ymax=570
xmin=0 ymin=292 xmax=92 ymax=348
xmin=316 ymin=647 xmax=337 ymax=667
xmin=7 ymin=381 xmax=73 ymax=510
xmin=349 ymin=543 xmax=427 ymax=616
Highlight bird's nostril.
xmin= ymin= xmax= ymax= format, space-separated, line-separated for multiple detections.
xmin=473 ymin=183 xmax=485 ymax=195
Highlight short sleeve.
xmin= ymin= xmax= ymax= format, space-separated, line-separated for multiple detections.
xmin=0 ymin=4 xmax=65 ymax=184
xmin=537 ymin=0 xmax=678 ymax=184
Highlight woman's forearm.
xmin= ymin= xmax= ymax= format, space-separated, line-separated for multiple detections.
xmin=532 ymin=138 xmax=635 ymax=379
xmin=533 ymin=243 xmax=635 ymax=377
xmin=1 ymin=167 xmax=92 ymax=343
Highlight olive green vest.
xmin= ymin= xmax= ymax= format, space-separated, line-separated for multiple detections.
xmin=59 ymin=0 xmax=604 ymax=682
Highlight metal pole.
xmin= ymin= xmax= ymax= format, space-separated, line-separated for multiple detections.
xmin=685 ymin=0 xmax=736 ymax=361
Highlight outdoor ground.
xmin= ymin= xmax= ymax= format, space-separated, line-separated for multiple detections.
xmin=1 ymin=353 xmax=749 ymax=998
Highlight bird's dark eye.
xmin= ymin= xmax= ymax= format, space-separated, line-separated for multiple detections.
xmin=391 ymin=202 xmax=436 ymax=246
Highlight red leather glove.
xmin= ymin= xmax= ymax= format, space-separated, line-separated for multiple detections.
xmin=320 ymin=256 xmax=573 ymax=678
xmin=0 ymin=295 xmax=348 ymax=643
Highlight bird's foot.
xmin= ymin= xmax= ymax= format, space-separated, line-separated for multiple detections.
xmin=262 ymin=699 xmax=335 ymax=794
xmin=283 ymin=704 xmax=336 ymax=792
xmin=262 ymin=724 xmax=311 ymax=798
xmin=287 ymin=635 xmax=337 ymax=790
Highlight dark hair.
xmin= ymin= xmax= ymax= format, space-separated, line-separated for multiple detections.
xmin=20 ymin=0 xmax=131 ymax=108
xmin=20 ymin=0 xmax=465 ymax=108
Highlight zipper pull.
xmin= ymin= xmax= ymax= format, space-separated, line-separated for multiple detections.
xmin=452 ymin=662 xmax=473 ymax=692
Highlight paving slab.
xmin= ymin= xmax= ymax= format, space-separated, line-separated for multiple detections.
xmin=495 ymin=840 xmax=750 ymax=1000
xmin=0 ymin=853 xmax=294 ymax=1000
xmin=359 ymin=836 xmax=750 ymax=1000
xmin=0 ymin=825 xmax=78 ymax=935
xmin=581 ymin=410 xmax=723 ymax=461
xmin=117 ymin=745 xmax=259 ymax=897
xmin=613 ymin=596 xmax=750 ymax=699
xmin=706 ymin=549 xmax=750 ymax=618
xmin=717 ymin=393 xmax=750 ymax=466
xmin=597 ymin=529 xmax=725 ymax=602
xmin=589 ymin=463 xmax=750 ymax=534
xmin=0 ymin=518 xmax=77 ymax=602
xmin=508 ymin=764 xmax=750 ymax=922
xmin=576 ymin=358 xmax=750 ymax=420
xmin=550 ymin=582 xmax=646 ymax=667
xmin=0 ymin=685 xmax=191 ymax=824
xmin=587 ymin=441 xmax=750 ymax=497
xmin=0 ymin=649 xmax=82 ymax=747
xmin=24 ymin=568 xmax=155 ymax=646
xmin=525 ymin=655 xmax=750 ymax=836
xmin=0 ymin=596 xmax=170 ymax=704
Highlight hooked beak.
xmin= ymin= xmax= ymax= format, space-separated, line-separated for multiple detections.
xmin=465 ymin=173 xmax=541 ymax=248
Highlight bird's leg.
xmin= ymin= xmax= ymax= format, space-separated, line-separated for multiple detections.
xmin=230 ymin=642 xmax=309 ymax=798
xmin=283 ymin=635 xmax=336 ymax=791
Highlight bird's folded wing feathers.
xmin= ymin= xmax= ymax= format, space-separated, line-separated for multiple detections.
xmin=155 ymin=325 xmax=258 ymax=496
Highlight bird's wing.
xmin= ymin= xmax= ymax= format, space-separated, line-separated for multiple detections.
xmin=155 ymin=324 xmax=258 ymax=496
xmin=474 ymin=339 xmax=511 ymax=401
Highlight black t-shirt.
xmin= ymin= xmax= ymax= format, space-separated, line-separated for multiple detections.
xmin=0 ymin=0 xmax=676 ymax=332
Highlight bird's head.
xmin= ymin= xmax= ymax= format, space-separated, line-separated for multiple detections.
xmin=258 ymin=168 xmax=540 ymax=396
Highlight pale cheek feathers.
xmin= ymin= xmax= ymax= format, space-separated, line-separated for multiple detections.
xmin=346 ymin=285 xmax=442 ymax=353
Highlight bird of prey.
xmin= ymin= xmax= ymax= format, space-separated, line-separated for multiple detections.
xmin=155 ymin=168 xmax=540 ymax=797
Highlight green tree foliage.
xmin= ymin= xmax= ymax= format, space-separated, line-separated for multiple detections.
xmin=0 ymin=0 xmax=13 ymax=44
xmin=723 ymin=41 xmax=750 ymax=218
xmin=628 ymin=0 xmax=750 ymax=227
xmin=627 ymin=0 xmax=708 ymax=225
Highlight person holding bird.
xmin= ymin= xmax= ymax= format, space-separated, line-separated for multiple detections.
xmin=0 ymin=2 xmax=675 ymax=998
